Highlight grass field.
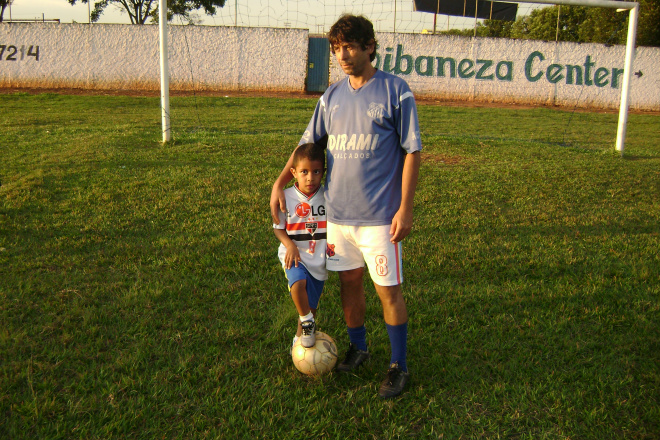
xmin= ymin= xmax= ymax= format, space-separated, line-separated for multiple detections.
xmin=1 ymin=92 xmax=659 ymax=439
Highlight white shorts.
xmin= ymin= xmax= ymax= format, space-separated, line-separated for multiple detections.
xmin=326 ymin=222 xmax=403 ymax=287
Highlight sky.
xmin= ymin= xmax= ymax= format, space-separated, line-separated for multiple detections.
xmin=8 ymin=0 xmax=139 ymax=24
xmin=5 ymin=0 xmax=543 ymax=33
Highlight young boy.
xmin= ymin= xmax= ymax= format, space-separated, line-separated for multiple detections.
xmin=273 ymin=143 xmax=327 ymax=349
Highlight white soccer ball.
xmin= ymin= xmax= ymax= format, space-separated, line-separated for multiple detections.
xmin=291 ymin=331 xmax=338 ymax=375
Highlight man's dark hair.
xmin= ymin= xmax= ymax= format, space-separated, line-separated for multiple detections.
xmin=328 ymin=14 xmax=378 ymax=62
xmin=293 ymin=143 xmax=325 ymax=167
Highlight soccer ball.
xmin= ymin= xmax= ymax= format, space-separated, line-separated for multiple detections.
xmin=291 ymin=331 xmax=338 ymax=375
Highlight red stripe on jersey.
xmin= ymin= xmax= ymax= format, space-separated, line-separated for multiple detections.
xmin=286 ymin=221 xmax=328 ymax=232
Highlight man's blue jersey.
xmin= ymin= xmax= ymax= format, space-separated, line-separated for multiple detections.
xmin=300 ymin=69 xmax=422 ymax=226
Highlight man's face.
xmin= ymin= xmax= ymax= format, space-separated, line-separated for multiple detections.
xmin=332 ymin=40 xmax=374 ymax=77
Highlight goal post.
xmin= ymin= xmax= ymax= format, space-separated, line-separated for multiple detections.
xmin=159 ymin=0 xmax=171 ymax=143
xmin=513 ymin=0 xmax=639 ymax=155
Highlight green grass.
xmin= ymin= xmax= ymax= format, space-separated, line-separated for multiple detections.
xmin=1 ymin=92 xmax=659 ymax=439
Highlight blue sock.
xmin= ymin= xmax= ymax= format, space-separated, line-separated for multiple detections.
xmin=386 ymin=322 xmax=408 ymax=372
xmin=346 ymin=325 xmax=368 ymax=351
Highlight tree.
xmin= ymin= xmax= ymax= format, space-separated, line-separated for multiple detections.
xmin=66 ymin=0 xmax=225 ymax=25
xmin=470 ymin=2 xmax=659 ymax=47
xmin=510 ymin=6 xmax=588 ymax=42
xmin=0 ymin=0 xmax=14 ymax=23
xmin=637 ymin=0 xmax=660 ymax=46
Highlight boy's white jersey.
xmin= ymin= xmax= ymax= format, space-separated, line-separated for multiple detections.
xmin=300 ymin=69 xmax=422 ymax=226
xmin=273 ymin=184 xmax=328 ymax=281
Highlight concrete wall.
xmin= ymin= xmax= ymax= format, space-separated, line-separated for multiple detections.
xmin=0 ymin=23 xmax=308 ymax=92
xmin=331 ymin=33 xmax=659 ymax=111
xmin=1 ymin=23 xmax=658 ymax=110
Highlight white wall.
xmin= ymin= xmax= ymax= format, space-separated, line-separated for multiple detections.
xmin=1 ymin=23 xmax=658 ymax=110
xmin=331 ymin=33 xmax=659 ymax=111
xmin=0 ymin=23 xmax=308 ymax=92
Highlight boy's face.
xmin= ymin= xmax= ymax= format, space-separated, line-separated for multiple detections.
xmin=291 ymin=158 xmax=325 ymax=196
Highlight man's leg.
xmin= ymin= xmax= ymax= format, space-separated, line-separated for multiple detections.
xmin=374 ymin=283 xmax=408 ymax=371
xmin=374 ymin=283 xmax=408 ymax=326
xmin=336 ymin=267 xmax=371 ymax=371
xmin=339 ymin=267 xmax=366 ymax=328
xmin=374 ymin=283 xmax=410 ymax=398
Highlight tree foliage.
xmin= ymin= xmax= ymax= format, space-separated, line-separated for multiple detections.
xmin=509 ymin=5 xmax=628 ymax=44
xmin=444 ymin=1 xmax=659 ymax=48
xmin=66 ymin=0 xmax=225 ymax=25
xmin=636 ymin=0 xmax=660 ymax=46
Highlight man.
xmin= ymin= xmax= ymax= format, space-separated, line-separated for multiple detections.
xmin=271 ymin=14 xmax=422 ymax=398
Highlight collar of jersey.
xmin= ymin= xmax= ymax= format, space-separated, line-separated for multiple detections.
xmin=294 ymin=182 xmax=320 ymax=200
xmin=346 ymin=69 xmax=380 ymax=93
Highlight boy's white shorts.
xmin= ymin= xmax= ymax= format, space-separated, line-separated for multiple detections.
xmin=326 ymin=222 xmax=403 ymax=287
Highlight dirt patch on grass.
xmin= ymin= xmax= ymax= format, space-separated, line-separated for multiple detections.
xmin=2 ymin=86 xmax=658 ymax=115
xmin=422 ymin=152 xmax=465 ymax=166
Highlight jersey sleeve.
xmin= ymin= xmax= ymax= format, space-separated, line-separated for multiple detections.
xmin=299 ymin=95 xmax=327 ymax=146
xmin=396 ymin=86 xmax=423 ymax=154
xmin=273 ymin=210 xmax=286 ymax=230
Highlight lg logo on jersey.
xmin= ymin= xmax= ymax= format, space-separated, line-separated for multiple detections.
xmin=295 ymin=202 xmax=326 ymax=219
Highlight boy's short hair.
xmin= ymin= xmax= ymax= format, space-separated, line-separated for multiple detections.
xmin=293 ymin=143 xmax=326 ymax=167
xmin=328 ymin=14 xmax=378 ymax=62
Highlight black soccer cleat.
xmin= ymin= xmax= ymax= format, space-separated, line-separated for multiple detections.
xmin=378 ymin=362 xmax=410 ymax=399
xmin=336 ymin=343 xmax=370 ymax=372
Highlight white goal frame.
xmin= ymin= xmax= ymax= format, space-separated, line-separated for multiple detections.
xmin=157 ymin=0 xmax=639 ymax=153
xmin=513 ymin=0 xmax=639 ymax=155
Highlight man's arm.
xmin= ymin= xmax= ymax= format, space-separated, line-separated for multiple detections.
xmin=274 ymin=97 xmax=327 ymax=223
xmin=270 ymin=150 xmax=296 ymax=224
xmin=389 ymin=151 xmax=421 ymax=243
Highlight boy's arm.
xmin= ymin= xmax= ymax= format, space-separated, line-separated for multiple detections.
xmin=273 ymin=228 xmax=301 ymax=269
xmin=389 ymin=151 xmax=421 ymax=243
xmin=270 ymin=150 xmax=296 ymax=225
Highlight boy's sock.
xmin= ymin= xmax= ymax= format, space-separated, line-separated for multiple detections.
xmin=386 ymin=322 xmax=408 ymax=372
xmin=347 ymin=325 xmax=368 ymax=351
xmin=299 ymin=311 xmax=314 ymax=323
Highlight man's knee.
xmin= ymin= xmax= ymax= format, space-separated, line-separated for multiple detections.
xmin=376 ymin=284 xmax=405 ymax=306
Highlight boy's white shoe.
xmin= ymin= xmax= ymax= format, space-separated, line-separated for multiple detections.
xmin=300 ymin=320 xmax=316 ymax=348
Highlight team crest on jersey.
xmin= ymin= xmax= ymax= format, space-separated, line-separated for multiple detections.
xmin=295 ymin=202 xmax=311 ymax=218
xmin=326 ymin=243 xmax=335 ymax=257
xmin=305 ymin=222 xmax=318 ymax=235
xmin=367 ymin=102 xmax=389 ymax=124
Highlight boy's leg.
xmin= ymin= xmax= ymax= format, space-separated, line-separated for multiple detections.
xmin=290 ymin=279 xmax=311 ymax=321
xmin=295 ymin=308 xmax=317 ymax=337
xmin=290 ymin=278 xmax=317 ymax=348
